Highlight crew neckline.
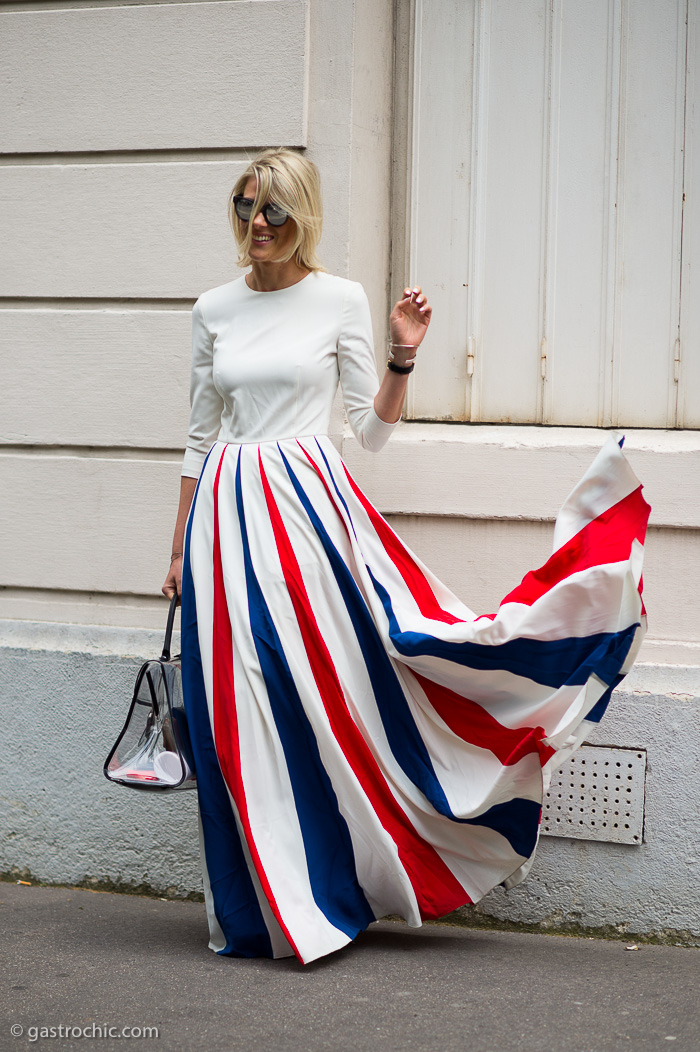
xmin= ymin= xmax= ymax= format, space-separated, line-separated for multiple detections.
xmin=243 ymin=271 xmax=315 ymax=294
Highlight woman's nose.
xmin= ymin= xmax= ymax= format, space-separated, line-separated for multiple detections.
xmin=252 ymin=209 xmax=269 ymax=229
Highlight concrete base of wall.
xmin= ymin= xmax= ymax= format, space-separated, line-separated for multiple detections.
xmin=466 ymin=663 xmax=700 ymax=946
xmin=1 ymin=626 xmax=698 ymax=942
xmin=1 ymin=629 xmax=201 ymax=900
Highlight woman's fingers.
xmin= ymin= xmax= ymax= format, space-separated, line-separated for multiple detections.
xmin=401 ymin=286 xmax=430 ymax=314
xmin=161 ymin=566 xmax=182 ymax=599
xmin=391 ymin=284 xmax=431 ymax=348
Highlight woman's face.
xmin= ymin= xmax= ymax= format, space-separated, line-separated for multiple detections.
xmin=242 ymin=176 xmax=297 ymax=264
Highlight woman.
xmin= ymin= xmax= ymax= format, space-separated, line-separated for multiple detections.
xmin=162 ymin=148 xmax=649 ymax=965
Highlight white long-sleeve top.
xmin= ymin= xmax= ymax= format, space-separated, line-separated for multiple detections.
xmin=181 ymin=271 xmax=398 ymax=478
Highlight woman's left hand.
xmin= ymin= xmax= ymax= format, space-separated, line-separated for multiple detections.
xmin=389 ymin=285 xmax=432 ymax=350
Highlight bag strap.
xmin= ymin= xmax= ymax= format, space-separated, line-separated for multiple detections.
xmin=161 ymin=592 xmax=180 ymax=662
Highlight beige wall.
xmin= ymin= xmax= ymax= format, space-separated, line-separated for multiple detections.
xmin=378 ymin=0 xmax=700 ymax=669
xmin=0 ymin=0 xmax=394 ymax=630
xmin=2 ymin=0 xmax=697 ymax=671
xmin=343 ymin=421 xmax=700 ymax=667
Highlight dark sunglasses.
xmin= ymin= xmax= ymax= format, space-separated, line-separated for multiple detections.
xmin=232 ymin=195 xmax=290 ymax=227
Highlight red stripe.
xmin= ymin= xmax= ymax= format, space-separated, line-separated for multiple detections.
xmin=210 ymin=446 xmax=302 ymax=960
xmin=341 ymin=462 xmax=465 ymax=625
xmin=298 ymin=448 xmax=552 ymax=761
xmin=260 ymin=449 xmax=471 ymax=918
xmin=411 ymin=670 xmax=555 ymax=767
xmin=499 ymin=486 xmax=650 ymax=609
xmin=298 ymin=441 xmax=346 ymax=522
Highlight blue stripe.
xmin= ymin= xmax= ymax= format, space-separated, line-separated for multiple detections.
xmin=280 ymin=449 xmax=548 ymax=858
xmin=368 ymin=569 xmax=639 ymax=690
xmin=586 ymin=674 xmax=625 ymax=724
xmin=181 ymin=449 xmax=274 ymax=959
xmin=281 ymin=449 xmax=642 ymax=859
xmin=462 ymin=798 xmax=542 ymax=860
xmin=312 ymin=438 xmax=357 ymax=537
xmin=235 ymin=450 xmax=374 ymax=939
xmin=279 ymin=447 xmax=456 ymax=820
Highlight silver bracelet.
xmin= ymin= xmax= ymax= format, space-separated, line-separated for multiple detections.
xmin=388 ymin=346 xmax=417 ymax=365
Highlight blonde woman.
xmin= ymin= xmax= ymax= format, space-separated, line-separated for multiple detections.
xmin=163 ymin=148 xmax=649 ymax=964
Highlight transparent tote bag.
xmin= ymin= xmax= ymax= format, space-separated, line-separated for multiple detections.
xmin=104 ymin=594 xmax=196 ymax=792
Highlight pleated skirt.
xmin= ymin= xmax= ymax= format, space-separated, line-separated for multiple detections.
xmin=180 ymin=433 xmax=649 ymax=964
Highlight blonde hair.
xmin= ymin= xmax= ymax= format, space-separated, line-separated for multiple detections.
xmin=228 ymin=148 xmax=324 ymax=271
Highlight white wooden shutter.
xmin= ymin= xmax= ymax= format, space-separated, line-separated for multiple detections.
xmin=403 ymin=0 xmax=699 ymax=429
xmin=679 ymin=0 xmax=700 ymax=426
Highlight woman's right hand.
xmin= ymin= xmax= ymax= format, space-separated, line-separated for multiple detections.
xmin=162 ymin=555 xmax=183 ymax=600
xmin=163 ymin=476 xmax=197 ymax=600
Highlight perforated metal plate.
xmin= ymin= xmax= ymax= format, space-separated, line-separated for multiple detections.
xmin=541 ymin=746 xmax=646 ymax=844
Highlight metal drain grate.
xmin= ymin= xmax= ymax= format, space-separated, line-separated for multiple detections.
xmin=541 ymin=746 xmax=646 ymax=844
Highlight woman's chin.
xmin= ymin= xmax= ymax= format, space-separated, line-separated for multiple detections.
xmin=251 ymin=254 xmax=286 ymax=268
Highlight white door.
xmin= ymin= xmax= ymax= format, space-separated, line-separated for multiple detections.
xmin=403 ymin=0 xmax=699 ymax=428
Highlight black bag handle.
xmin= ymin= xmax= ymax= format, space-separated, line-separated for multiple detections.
xmin=161 ymin=592 xmax=180 ymax=662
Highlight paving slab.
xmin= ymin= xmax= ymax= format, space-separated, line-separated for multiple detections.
xmin=1 ymin=883 xmax=699 ymax=1052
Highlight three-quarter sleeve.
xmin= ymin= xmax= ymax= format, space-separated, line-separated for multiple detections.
xmin=337 ymin=281 xmax=399 ymax=453
xmin=181 ymin=298 xmax=225 ymax=478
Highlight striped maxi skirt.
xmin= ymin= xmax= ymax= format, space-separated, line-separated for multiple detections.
xmin=179 ymin=432 xmax=649 ymax=964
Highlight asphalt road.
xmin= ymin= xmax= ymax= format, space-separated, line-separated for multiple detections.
xmin=2 ymin=883 xmax=698 ymax=1052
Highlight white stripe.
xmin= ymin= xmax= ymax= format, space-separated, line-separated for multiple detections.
xmin=189 ymin=446 xmax=294 ymax=958
xmin=223 ymin=784 xmax=296 ymax=960
xmin=185 ymin=432 xmax=648 ymax=954
xmin=492 ymin=559 xmax=644 ymax=643
xmin=187 ymin=445 xmax=219 ymax=731
xmin=552 ymin=434 xmax=643 ymax=551
xmin=250 ymin=442 xmax=423 ymax=925
xmin=262 ymin=443 xmax=538 ymax=904
xmin=321 ymin=433 xmax=644 ymax=646
xmin=314 ymin=438 xmax=478 ymax=628
xmin=213 ymin=444 xmax=353 ymax=963
xmin=317 ymin=445 xmax=644 ymax=734
xmin=400 ymin=664 xmax=545 ymax=808
xmin=293 ymin=445 xmax=558 ymax=725
xmin=196 ymin=808 xmax=227 ymax=954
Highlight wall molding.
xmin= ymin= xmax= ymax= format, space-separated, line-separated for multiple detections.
xmin=341 ymin=421 xmax=700 ymax=528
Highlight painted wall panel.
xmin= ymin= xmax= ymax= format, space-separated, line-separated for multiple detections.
xmin=0 ymin=310 xmax=191 ymax=448
xmin=341 ymin=424 xmax=700 ymax=529
xmin=0 ymin=1 xmax=308 ymax=152
xmin=0 ymin=162 xmax=246 ymax=298
xmin=679 ymin=0 xmax=700 ymax=428
xmin=0 ymin=589 xmax=177 ymax=633
xmin=348 ymin=0 xmax=394 ymax=368
xmin=404 ymin=0 xmax=473 ymax=420
xmin=1 ymin=455 xmax=181 ymax=595
xmin=475 ymin=0 xmax=547 ymax=423
xmin=544 ymin=0 xmax=614 ymax=425
xmin=612 ymin=0 xmax=684 ymax=427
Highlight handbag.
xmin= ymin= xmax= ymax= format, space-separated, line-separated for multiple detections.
xmin=104 ymin=593 xmax=196 ymax=792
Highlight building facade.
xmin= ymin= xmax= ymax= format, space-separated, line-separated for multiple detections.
xmin=2 ymin=0 xmax=699 ymax=941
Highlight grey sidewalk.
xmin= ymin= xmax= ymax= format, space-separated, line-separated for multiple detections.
xmin=2 ymin=883 xmax=698 ymax=1052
